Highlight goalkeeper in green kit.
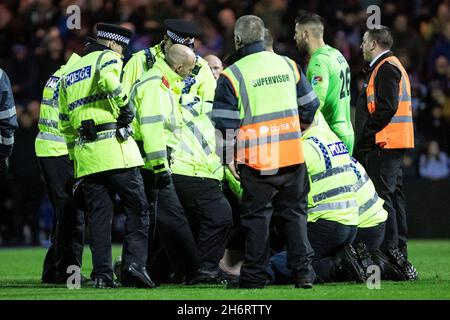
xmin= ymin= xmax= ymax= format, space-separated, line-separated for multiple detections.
xmin=294 ymin=12 xmax=354 ymax=154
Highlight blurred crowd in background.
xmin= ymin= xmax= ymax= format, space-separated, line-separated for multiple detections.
xmin=0 ymin=0 xmax=449 ymax=246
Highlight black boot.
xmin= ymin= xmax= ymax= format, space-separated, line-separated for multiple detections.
xmin=330 ymin=245 xmax=367 ymax=283
xmin=121 ymin=262 xmax=156 ymax=288
xmin=353 ymin=242 xmax=376 ymax=279
xmin=383 ymin=247 xmax=418 ymax=281
xmin=293 ymin=269 xmax=315 ymax=289
xmin=186 ymin=268 xmax=221 ymax=285
xmin=93 ymin=277 xmax=119 ymax=288
xmin=371 ymin=249 xmax=406 ymax=281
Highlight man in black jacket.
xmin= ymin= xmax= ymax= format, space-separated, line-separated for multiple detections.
xmin=354 ymin=26 xmax=417 ymax=280
xmin=0 ymin=68 xmax=17 ymax=174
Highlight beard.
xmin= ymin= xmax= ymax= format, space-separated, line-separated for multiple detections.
xmin=296 ymin=38 xmax=308 ymax=52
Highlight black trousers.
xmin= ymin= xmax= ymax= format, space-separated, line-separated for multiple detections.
xmin=172 ymin=174 xmax=233 ymax=271
xmin=270 ymin=219 xmax=357 ymax=283
xmin=82 ymin=168 xmax=149 ymax=280
xmin=308 ymin=219 xmax=357 ymax=282
xmin=239 ymin=164 xmax=314 ymax=285
xmin=360 ymin=149 xmax=408 ymax=253
xmin=142 ymin=171 xmax=201 ymax=279
xmin=354 ymin=222 xmax=386 ymax=252
xmin=39 ymin=156 xmax=84 ymax=283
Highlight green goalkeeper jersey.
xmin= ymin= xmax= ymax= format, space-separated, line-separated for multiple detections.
xmin=307 ymin=45 xmax=354 ymax=154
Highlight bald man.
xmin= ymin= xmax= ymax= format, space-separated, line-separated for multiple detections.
xmin=124 ymin=44 xmax=233 ymax=285
xmin=116 ymin=44 xmax=200 ymax=285
xmin=204 ymin=55 xmax=224 ymax=81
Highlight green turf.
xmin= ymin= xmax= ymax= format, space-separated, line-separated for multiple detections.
xmin=0 ymin=240 xmax=449 ymax=300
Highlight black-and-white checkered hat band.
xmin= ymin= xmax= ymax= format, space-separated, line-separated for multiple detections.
xmin=97 ymin=30 xmax=130 ymax=46
xmin=167 ymin=30 xmax=195 ymax=46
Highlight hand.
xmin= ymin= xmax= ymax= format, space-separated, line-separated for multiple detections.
xmin=227 ymin=161 xmax=240 ymax=181
xmin=116 ymin=124 xmax=133 ymax=142
xmin=117 ymin=104 xmax=134 ymax=127
xmin=152 ymin=171 xmax=172 ymax=189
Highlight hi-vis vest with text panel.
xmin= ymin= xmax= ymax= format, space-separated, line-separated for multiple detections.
xmin=302 ymin=112 xmax=358 ymax=225
xmin=222 ymin=51 xmax=304 ymax=172
xmin=58 ymin=49 xmax=143 ymax=178
xmin=366 ymin=56 xmax=414 ymax=149
xmin=35 ymin=53 xmax=80 ymax=157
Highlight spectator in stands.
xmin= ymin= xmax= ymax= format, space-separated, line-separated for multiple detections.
xmin=419 ymin=140 xmax=450 ymax=180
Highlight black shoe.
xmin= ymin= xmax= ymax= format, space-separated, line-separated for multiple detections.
xmin=121 ymin=262 xmax=156 ymax=288
xmin=226 ymin=280 xmax=265 ymax=289
xmin=93 ymin=277 xmax=118 ymax=288
xmin=219 ymin=268 xmax=240 ymax=285
xmin=331 ymin=245 xmax=367 ymax=283
xmin=371 ymin=249 xmax=406 ymax=281
xmin=383 ymin=247 xmax=418 ymax=281
xmin=186 ymin=269 xmax=221 ymax=285
xmin=55 ymin=272 xmax=90 ymax=285
xmin=293 ymin=270 xmax=315 ymax=289
xmin=353 ymin=242 xmax=376 ymax=279
xmin=113 ymin=257 xmax=122 ymax=282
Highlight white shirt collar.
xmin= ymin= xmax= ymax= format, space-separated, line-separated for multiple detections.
xmin=370 ymin=50 xmax=390 ymax=68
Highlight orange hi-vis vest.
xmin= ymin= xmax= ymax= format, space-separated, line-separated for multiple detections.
xmin=366 ymin=56 xmax=414 ymax=149
xmin=222 ymin=51 xmax=304 ymax=172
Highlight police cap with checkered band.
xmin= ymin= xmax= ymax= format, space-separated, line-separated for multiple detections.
xmin=95 ymin=23 xmax=134 ymax=48
xmin=164 ymin=19 xmax=201 ymax=49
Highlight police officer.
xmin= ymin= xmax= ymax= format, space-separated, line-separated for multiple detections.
xmin=122 ymin=19 xmax=216 ymax=104
xmin=213 ymin=15 xmax=319 ymax=289
xmin=294 ymin=12 xmax=355 ymax=154
xmin=35 ymin=53 xmax=85 ymax=284
xmin=58 ymin=23 xmax=154 ymax=288
xmin=270 ymin=112 xmax=365 ymax=284
xmin=0 ymin=68 xmax=17 ymax=174
xmin=129 ymin=44 xmax=232 ymax=284
xmin=126 ymin=44 xmax=201 ymax=283
xmin=355 ymin=26 xmax=418 ymax=280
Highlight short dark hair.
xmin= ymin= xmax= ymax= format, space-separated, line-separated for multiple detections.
xmin=295 ymin=11 xmax=324 ymax=27
xmin=366 ymin=26 xmax=393 ymax=50
xmin=295 ymin=11 xmax=324 ymax=38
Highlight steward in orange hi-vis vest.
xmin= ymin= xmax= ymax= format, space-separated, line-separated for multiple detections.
xmin=366 ymin=56 xmax=414 ymax=149
xmin=212 ymin=15 xmax=319 ymax=288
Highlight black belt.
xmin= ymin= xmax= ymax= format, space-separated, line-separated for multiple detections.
xmin=95 ymin=122 xmax=117 ymax=132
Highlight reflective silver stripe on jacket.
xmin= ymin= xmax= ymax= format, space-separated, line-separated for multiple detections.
xmin=240 ymin=131 xmax=301 ymax=148
xmin=308 ymin=199 xmax=358 ymax=214
xmin=353 ymin=173 xmax=370 ymax=192
xmin=359 ymin=193 xmax=379 ymax=215
xmin=0 ymin=135 xmax=14 ymax=145
xmin=390 ymin=115 xmax=413 ymax=123
xmin=227 ymin=64 xmax=251 ymax=122
xmin=186 ymin=121 xmax=211 ymax=155
xmin=297 ymin=91 xmax=317 ymax=106
xmin=38 ymin=118 xmax=59 ymax=129
xmin=212 ymin=109 xmax=240 ymax=120
xmin=0 ymin=106 xmax=16 ymax=119
xmin=140 ymin=115 xmax=164 ymax=125
xmin=312 ymin=185 xmax=354 ymax=203
xmin=310 ymin=163 xmax=355 ymax=183
xmin=243 ymin=109 xmax=299 ymax=126
xmin=41 ymin=98 xmax=58 ymax=108
xmin=146 ymin=150 xmax=168 ymax=161
xmin=75 ymin=130 xmax=116 ymax=145
xmin=36 ymin=131 xmax=65 ymax=143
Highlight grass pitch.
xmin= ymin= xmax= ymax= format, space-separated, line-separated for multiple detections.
xmin=0 ymin=240 xmax=449 ymax=300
